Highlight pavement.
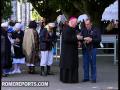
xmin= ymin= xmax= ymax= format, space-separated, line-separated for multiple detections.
xmin=1 ymin=56 xmax=118 ymax=90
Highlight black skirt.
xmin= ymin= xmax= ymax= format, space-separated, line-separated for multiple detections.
xmin=60 ymin=68 xmax=79 ymax=83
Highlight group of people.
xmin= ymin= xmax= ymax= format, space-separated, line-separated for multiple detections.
xmin=1 ymin=16 xmax=101 ymax=83
xmin=1 ymin=19 xmax=57 ymax=76
xmin=1 ymin=21 xmax=25 ymax=76
xmin=60 ymin=17 xmax=101 ymax=83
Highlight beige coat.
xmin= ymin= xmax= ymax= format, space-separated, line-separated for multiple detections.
xmin=23 ymin=28 xmax=39 ymax=65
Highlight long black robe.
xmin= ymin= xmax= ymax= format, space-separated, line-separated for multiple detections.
xmin=60 ymin=26 xmax=79 ymax=83
xmin=1 ymin=29 xmax=12 ymax=69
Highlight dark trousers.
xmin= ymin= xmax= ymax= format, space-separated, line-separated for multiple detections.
xmin=82 ymin=48 xmax=97 ymax=80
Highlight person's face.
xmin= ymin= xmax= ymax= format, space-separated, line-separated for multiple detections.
xmin=69 ymin=18 xmax=77 ymax=28
xmin=15 ymin=29 xmax=20 ymax=32
xmin=4 ymin=27 xmax=8 ymax=31
xmin=48 ymin=26 xmax=54 ymax=32
xmin=40 ymin=21 xmax=45 ymax=27
xmin=85 ymin=20 xmax=92 ymax=30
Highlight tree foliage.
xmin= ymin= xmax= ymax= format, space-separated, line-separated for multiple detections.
xmin=1 ymin=0 xmax=13 ymax=20
xmin=32 ymin=9 xmax=42 ymax=21
xmin=28 ymin=0 xmax=115 ymax=26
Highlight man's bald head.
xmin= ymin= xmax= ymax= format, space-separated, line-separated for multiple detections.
xmin=68 ymin=17 xmax=78 ymax=28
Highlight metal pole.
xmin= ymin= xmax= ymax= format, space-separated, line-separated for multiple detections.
xmin=60 ymin=34 xmax=62 ymax=54
xmin=24 ymin=0 xmax=27 ymax=27
xmin=55 ymin=41 xmax=58 ymax=61
xmin=114 ymin=36 xmax=117 ymax=64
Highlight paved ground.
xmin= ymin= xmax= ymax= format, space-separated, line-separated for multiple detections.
xmin=1 ymin=56 xmax=118 ymax=90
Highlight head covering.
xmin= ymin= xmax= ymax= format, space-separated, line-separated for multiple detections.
xmin=14 ymin=23 xmax=21 ymax=30
xmin=48 ymin=23 xmax=55 ymax=27
xmin=77 ymin=14 xmax=89 ymax=23
xmin=1 ymin=22 xmax=8 ymax=27
xmin=69 ymin=17 xmax=77 ymax=21
xmin=20 ymin=23 xmax=25 ymax=31
xmin=8 ymin=27 xmax=14 ymax=33
xmin=57 ymin=14 xmax=67 ymax=24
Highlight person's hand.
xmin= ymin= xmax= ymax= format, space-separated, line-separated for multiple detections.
xmin=11 ymin=39 xmax=15 ymax=45
xmin=77 ymin=35 xmax=83 ymax=40
xmin=15 ymin=38 xmax=20 ymax=43
xmin=78 ymin=42 xmax=81 ymax=48
xmin=84 ymin=37 xmax=92 ymax=44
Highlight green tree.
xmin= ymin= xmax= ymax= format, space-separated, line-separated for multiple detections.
xmin=1 ymin=0 xmax=13 ymax=20
xmin=32 ymin=9 xmax=41 ymax=21
xmin=28 ymin=0 xmax=115 ymax=25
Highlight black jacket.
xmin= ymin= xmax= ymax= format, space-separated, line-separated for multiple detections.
xmin=39 ymin=28 xmax=57 ymax=51
xmin=12 ymin=31 xmax=25 ymax=58
xmin=80 ymin=26 xmax=101 ymax=49
xmin=1 ymin=30 xmax=12 ymax=69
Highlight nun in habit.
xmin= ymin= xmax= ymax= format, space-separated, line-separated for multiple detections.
xmin=11 ymin=23 xmax=25 ymax=74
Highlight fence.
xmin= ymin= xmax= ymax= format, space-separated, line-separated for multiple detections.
xmin=53 ymin=35 xmax=118 ymax=64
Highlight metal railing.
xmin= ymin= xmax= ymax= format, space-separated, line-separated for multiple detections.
xmin=53 ymin=35 xmax=118 ymax=64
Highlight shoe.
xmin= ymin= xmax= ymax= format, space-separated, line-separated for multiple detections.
xmin=31 ymin=66 xmax=37 ymax=74
xmin=16 ymin=69 xmax=21 ymax=74
xmin=2 ymin=74 xmax=8 ymax=77
xmin=47 ymin=72 xmax=54 ymax=75
xmin=46 ymin=66 xmax=54 ymax=75
xmin=91 ymin=80 xmax=96 ymax=83
xmin=11 ymin=70 xmax=17 ymax=74
xmin=8 ymin=71 xmax=13 ymax=75
xmin=40 ymin=66 xmax=47 ymax=76
xmin=82 ymin=79 xmax=90 ymax=82
xmin=40 ymin=71 xmax=47 ymax=76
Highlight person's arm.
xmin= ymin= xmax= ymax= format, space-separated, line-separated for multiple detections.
xmin=92 ymin=28 xmax=101 ymax=43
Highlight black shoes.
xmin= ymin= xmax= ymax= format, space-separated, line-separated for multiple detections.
xmin=40 ymin=66 xmax=47 ymax=76
xmin=40 ymin=71 xmax=47 ymax=76
xmin=2 ymin=74 xmax=8 ymax=77
xmin=40 ymin=66 xmax=54 ymax=76
xmin=28 ymin=66 xmax=36 ymax=74
xmin=46 ymin=72 xmax=54 ymax=75
xmin=46 ymin=66 xmax=54 ymax=75
xmin=82 ymin=79 xmax=96 ymax=83
xmin=82 ymin=79 xmax=90 ymax=82
xmin=91 ymin=80 xmax=96 ymax=83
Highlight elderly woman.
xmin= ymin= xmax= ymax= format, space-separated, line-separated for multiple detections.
xmin=23 ymin=21 xmax=39 ymax=74
xmin=11 ymin=23 xmax=25 ymax=74
xmin=60 ymin=17 xmax=81 ymax=83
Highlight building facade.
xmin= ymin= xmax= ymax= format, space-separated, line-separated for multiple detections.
xmin=10 ymin=0 xmax=32 ymax=26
